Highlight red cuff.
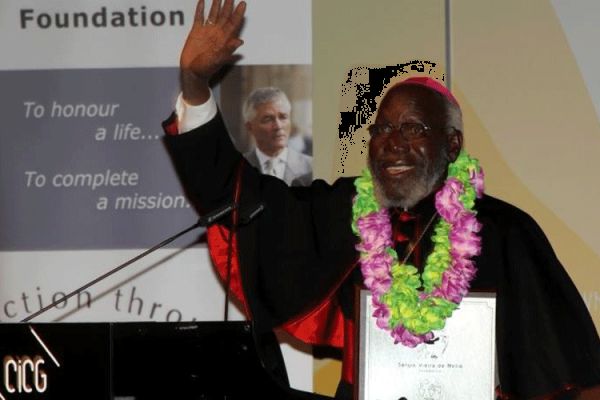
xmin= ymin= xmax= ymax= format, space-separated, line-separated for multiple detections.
xmin=162 ymin=112 xmax=179 ymax=136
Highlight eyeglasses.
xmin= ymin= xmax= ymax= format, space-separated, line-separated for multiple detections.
xmin=367 ymin=122 xmax=431 ymax=141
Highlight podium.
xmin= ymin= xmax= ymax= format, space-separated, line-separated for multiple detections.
xmin=0 ymin=321 xmax=329 ymax=400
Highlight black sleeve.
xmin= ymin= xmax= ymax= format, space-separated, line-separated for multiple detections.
xmin=164 ymin=112 xmax=243 ymax=215
xmin=164 ymin=112 xmax=358 ymax=330
xmin=493 ymin=205 xmax=600 ymax=398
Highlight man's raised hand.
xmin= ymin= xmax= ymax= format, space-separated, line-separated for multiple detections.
xmin=180 ymin=0 xmax=246 ymax=105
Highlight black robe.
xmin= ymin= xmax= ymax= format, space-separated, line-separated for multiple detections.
xmin=164 ymin=111 xmax=600 ymax=399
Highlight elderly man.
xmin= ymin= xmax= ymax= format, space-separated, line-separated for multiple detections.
xmin=165 ymin=1 xmax=600 ymax=399
xmin=242 ymin=87 xmax=312 ymax=186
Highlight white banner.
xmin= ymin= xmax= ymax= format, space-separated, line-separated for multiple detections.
xmin=0 ymin=0 xmax=313 ymax=391
xmin=0 ymin=0 xmax=311 ymax=70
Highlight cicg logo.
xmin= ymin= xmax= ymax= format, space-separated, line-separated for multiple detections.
xmin=2 ymin=355 xmax=47 ymax=394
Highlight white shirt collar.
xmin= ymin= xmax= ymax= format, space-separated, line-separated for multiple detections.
xmin=255 ymin=147 xmax=288 ymax=179
xmin=255 ymin=147 xmax=288 ymax=166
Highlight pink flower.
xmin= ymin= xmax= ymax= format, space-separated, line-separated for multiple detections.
xmin=432 ymin=259 xmax=476 ymax=302
xmin=360 ymin=252 xmax=393 ymax=275
xmin=435 ymin=178 xmax=464 ymax=223
xmin=453 ymin=258 xmax=476 ymax=282
xmin=372 ymin=299 xmax=391 ymax=329
xmin=365 ymin=279 xmax=392 ymax=297
xmin=390 ymin=325 xmax=434 ymax=347
xmin=456 ymin=213 xmax=482 ymax=233
xmin=356 ymin=210 xmax=393 ymax=252
xmin=470 ymin=167 xmax=485 ymax=198
xmin=450 ymin=233 xmax=481 ymax=259
xmin=363 ymin=276 xmax=392 ymax=297
xmin=449 ymin=213 xmax=482 ymax=258
xmin=361 ymin=253 xmax=393 ymax=295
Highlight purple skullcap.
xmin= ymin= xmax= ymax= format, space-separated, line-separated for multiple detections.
xmin=397 ymin=77 xmax=459 ymax=107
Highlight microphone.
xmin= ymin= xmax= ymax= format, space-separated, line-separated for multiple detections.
xmin=197 ymin=202 xmax=235 ymax=227
xmin=239 ymin=202 xmax=265 ymax=225
xmin=21 ymin=201 xmax=244 ymax=323
xmin=197 ymin=201 xmax=264 ymax=227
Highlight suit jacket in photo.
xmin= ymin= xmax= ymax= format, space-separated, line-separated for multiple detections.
xmin=244 ymin=147 xmax=312 ymax=186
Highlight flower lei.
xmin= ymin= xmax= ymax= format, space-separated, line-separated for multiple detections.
xmin=352 ymin=150 xmax=485 ymax=347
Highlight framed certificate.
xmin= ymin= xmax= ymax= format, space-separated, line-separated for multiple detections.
xmin=358 ymin=291 xmax=497 ymax=400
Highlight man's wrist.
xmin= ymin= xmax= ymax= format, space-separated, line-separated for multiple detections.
xmin=180 ymin=71 xmax=211 ymax=105
xmin=176 ymin=91 xmax=218 ymax=133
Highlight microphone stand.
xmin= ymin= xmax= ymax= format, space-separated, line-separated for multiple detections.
xmin=21 ymin=202 xmax=236 ymax=323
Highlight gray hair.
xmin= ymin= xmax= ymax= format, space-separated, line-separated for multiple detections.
xmin=444 ymin=97 xmax=463 ymax=133
xmin=242 ymin=87 xmax=291 ymax=122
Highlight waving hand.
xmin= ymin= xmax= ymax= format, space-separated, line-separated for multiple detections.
xmin=180 ymin=0 xmax=246 ymax=105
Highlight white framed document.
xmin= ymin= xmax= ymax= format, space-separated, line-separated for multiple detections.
xmin=358 ymin=291 xmax=496 ymax=400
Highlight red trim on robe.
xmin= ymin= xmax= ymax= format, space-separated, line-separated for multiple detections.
xmin=206 ymin=223 xmax=346 ymax=350
xmin=341 ymin=318 xmax=355 ymax=385
xmin=206 ymin=224 xmax=250 ymax=317
xmin=162 ymin=112 xmax=179 ymax=136
xmin=206 ymin=223 xmax=356 ymax=384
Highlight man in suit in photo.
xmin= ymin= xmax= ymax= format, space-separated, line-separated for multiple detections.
xmin=242 ymin=87 xmax=312 ymax=186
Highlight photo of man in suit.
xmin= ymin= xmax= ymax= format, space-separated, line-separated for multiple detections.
xmin=242 ymin=87 xmax=312 ymax=186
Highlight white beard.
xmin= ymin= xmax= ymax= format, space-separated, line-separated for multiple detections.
xmin=368 ymin=150 xmax=448 ymax=210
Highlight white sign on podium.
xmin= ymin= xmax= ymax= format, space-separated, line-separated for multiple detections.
xmin=358 ymin=291 xmax=497 ymax=400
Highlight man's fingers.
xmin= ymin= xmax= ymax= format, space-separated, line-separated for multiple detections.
xmin=218 ymin=0 xmax=234 ymax=23
xmin=232 ymin=2 xmax=246 ymax=35
xmin=207 ymin=0 xmax=221 ymax=24
xmin=193 ymin=0 xmax=205 ymax=25
xmin=226 ymin=53 xmax=243 ymax=65
xmin=227 ymin=38 xmax=244 ymax=52
xmin=225 ymin=1 xmax=246 ymax=36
